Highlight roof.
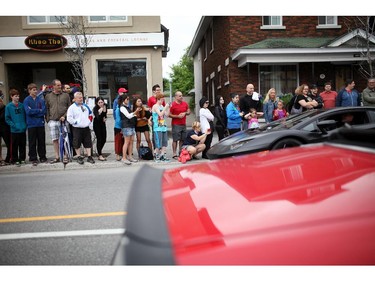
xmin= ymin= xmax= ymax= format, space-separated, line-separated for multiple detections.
xmin=243 ymin=37 xmax=336 ymax=49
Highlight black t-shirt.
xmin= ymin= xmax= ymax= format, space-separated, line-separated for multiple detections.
xmin=295 ymin=95 xmax=309 ymax=110
xmin=240 ymin=94 xmax=262 ymax=114
xmin=183 ymin=130 xmax=202 ymax=146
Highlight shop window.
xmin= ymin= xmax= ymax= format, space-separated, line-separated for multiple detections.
xmin=97 ymin=60 xmax=146 ymax=108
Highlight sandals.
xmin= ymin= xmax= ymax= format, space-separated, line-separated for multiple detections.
xmin=63 ymin=157 xmax=69 ymax=164
xmin=172 ymin=155 xmax=178 ymax=160
xmin=50 ymin=158 xmax=60 ymax=164
xmin=98 ymin=155 xmax=107 ymax=161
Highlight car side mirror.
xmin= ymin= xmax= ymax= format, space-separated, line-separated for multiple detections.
xmin=317 ymin=120 xmax=337 ymax=134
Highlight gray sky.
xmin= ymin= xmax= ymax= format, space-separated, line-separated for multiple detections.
xmin=161 ymin=15 xmax=201 ymax=79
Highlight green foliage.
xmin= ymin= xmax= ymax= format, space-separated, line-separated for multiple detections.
xmin=169 ymin=47 xmax=194 ymax=96
xmin=188 ymin=96 xmax=195 ymax=111
xmin=279 ymin=93 xmax=293 ymax=105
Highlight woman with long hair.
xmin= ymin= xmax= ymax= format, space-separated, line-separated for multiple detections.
xmin=214 ymin=95 xmax=227 ymax=141
xmin=133 ymin=97 xmax=153 ymax=153
xmin=262 ymin=88 xmax=278 ymax=124
xmin=93 ymin=97 xmax=107 ymax=161
xmin=119 ymin=94 xmax=142 ymax=165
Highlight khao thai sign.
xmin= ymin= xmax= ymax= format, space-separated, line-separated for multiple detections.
xmin=24 ymin=33 xmax=67 ymax=52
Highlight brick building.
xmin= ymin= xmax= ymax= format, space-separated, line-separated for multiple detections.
xmin=188 ymin=16 xmax=375 ymax=110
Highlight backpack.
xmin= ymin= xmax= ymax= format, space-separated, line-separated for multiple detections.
xmin=138 ymin=144 xmax=153 ymax=160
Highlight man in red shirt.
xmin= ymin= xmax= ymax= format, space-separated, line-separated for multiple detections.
xmin=320 ymin=81 xmax=338 ymax=109
xmin=169 ymin=91 xmax=190 ymax=159
xmin=147 ymin=84 xmax=165 ymax=108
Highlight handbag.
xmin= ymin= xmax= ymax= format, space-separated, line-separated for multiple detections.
xmin=290 ymin=98 xmax=302 ymax=115
xmin=290 ymin=105 xmax=302 ymax=115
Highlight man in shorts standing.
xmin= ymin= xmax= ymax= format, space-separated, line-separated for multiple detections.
xmin=169 ymin=91 xmax=190 ymax=159
xmin=67 ymin=92 xmax=95 ymax=165
xmin=44 ymin=79 xmax=71 ymax=164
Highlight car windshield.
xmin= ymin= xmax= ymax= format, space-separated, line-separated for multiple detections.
xmin=258 ymin=110 xmax=321 ymax=131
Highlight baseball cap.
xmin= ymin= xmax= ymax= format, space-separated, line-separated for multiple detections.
xmin=118 ymin=88 xmax=128 ymax=93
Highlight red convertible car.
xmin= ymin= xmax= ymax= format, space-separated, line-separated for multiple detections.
xmin=113 ymin=128 xmax=375 ymax=265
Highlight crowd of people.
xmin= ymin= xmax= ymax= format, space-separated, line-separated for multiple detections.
xmin=0 ymin=79 xmax=104 ymax=167
xmin=1 ymin=77 xmax=375 ymax=167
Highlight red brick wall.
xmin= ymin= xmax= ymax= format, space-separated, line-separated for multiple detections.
xmin=199 ymin=16 xmax=369 ymax=103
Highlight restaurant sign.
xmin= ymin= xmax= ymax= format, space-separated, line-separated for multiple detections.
xmin=24 ymin=33 xmax=67 ymax=52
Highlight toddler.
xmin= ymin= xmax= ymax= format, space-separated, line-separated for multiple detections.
xmin=273 ymin=101 xmax=288 ymax=120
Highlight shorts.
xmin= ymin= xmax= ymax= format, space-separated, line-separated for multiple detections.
xmin=172 ymin=124 xmax=187 ymax=142
xmin=72 ymin=127 xmax=92 ymax=149
xmin=122 ymin=127 xmax=135 ymax=137
xmin=153 ymin=131 xmax=168 ymax=149
xmin=135 ymin=124 xmax=150 ymax=133
xmin=48 ymin=120 xmax=61 ymax=141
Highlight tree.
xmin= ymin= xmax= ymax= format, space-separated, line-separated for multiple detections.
xmin=169 ymin=46 xmax=194 ymax=96
xmin=343 ymin=16 xmax=375 ymax=79
xmin=58 ymin=16 xmax=92 ymax=98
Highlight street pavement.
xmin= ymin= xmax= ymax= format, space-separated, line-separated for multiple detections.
xmin=0 ymin=112 xmax=218 ymax=173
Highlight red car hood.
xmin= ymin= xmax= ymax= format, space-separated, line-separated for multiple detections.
xmin=161 ymin=143 xmax=375 ymax=265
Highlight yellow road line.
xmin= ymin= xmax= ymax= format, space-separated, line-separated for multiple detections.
xmin=0 ymin=211 xmax=127 ymax=224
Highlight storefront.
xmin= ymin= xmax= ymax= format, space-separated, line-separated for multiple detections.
xmin=0 ymin=16 xmax=167 ymax=107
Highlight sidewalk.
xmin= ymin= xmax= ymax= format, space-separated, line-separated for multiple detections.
xmin=0 ymin=113 xmax=218 ymax=173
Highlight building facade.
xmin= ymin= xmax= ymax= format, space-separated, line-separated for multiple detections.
xmin=0 ymin=16 xmax=169 ymax=107
xmin=188 ymin=16 xmax=375 ymax=110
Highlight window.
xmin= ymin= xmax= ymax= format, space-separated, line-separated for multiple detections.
xmin=224 ymin=58 xmax=230 ymax=86
xmin=89 ymin=16 xmax=128 ymax=23
xmin=28 ymin=16 xmax=67 ymax=24
xmin=97 ymin=60 xmax=146 ymax=108
xmin=317 ymin=16 xmax=341 ymax=29
xmin=263 ymin=16 xmax=281 ymax=26
xmin=259 ymin=65 xmax=297 ymax=96
xmin=261 ymin=16 xmax=285 ymax=30
xmin=217 ymin=65 xmax=222 ymax=90
xmin=318 ymin=16 xmax=337 ymax=25
xmin=207 ymin=23 xmax=214 ymax=54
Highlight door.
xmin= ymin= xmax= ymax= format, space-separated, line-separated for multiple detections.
xmin=335 ymin=66 xmax=352 ymax=91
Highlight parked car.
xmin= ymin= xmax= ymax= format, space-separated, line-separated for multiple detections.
xmin=113 ymin=127 xmax=375 ymax=265
xmin=207 ymin=106 xmax=375 ymax=159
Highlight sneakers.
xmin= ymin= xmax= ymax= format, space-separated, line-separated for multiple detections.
xmin=128 ymin=158 xmax=139 ymax=163
xmin=77 ymin=156 xmax=84 ymax=165
xmin=32 ymin=161 xmax=38 ymax=166
xmin=87 ymin=156 xmax=95 ymax=164
xmin=121 ymin=158 xmax=131 ymax=165
xmin=154 ymin=154 xmax=161 ymax=163
xmin=20 ymin=161 xmax=26 ymax=165
xmin=15 ymin=161 xmax=21 ymax=167
xmin=159 ymin=155 xmax=170 ymax=162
